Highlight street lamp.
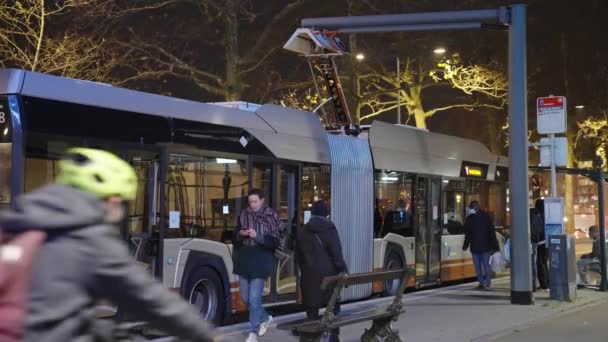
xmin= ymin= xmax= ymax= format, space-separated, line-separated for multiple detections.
xmin=433 ymin=47 xmax=446 ymax=54
xmin=355 ymin=53 xmax=365 ymax=61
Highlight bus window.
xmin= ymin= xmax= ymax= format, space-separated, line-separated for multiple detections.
xmin=165 ymin=154 xmax=248 ymax=241
xmin=466 ymin=180 xmax=506 ymax=228
xmin=375 ymin=171 xmax=414 ymax=237
xmin=442 ymin=191 xmax=465 ymax=234
xmin=0 ymin=97 xmax=11 ymax=209
xmin=24 ymin=133 xmax=80 ymax=194
xmin=301 ymin=164 xmax=331 ymax=223
xmin=441 ymin=179 xmax=466 ymax=235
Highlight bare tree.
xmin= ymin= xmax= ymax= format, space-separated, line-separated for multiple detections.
xmin=281 ymin=54 xmax=507 ymax=129
xmin=0 ymin=0 xmax=98 ymax=76
xmin=576 ymin=115 xmax=608 ymax=168
xmin=358 ymin=55 xmax=507 ymax=128
xmin=117 ymin=0 xmax=312 ymax=101
xmin=0 ymin=0 xmax=177 ymax=81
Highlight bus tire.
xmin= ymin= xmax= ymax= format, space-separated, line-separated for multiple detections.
xmin=383 ymin=244 xmax=405 ymax=297
xmin=183 ymin=266 xmax=225 ymax=325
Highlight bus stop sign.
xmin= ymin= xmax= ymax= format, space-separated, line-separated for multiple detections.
xmin=537 ymin=96 xmax=567 ymax=134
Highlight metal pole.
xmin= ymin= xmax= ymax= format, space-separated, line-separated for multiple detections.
xmin=508 ymin=4 xmax=533 ymax=305
xmin=302 ymin=8 xmax=503 ymax=29
xmin=595 ymin=157 xmax=608 ymax=291
xmin=550 ymin=133 xmax=557 ymax=197
xmin=396 ymin=57 xmax=401 ymax=124
xmin=335 ymin=22 xmax=483 ymax=34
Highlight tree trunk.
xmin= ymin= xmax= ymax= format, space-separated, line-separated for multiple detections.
xmin=223 ymin=8 xmax=241 ymax=101
xmin=410 ymin=86 xmax=427 ymax=129
xmin=413 ymin=108 xmax=427 ymax=129
xmin=32 ymin=0 xmax=46 ymax=72
xmin=485 ymin=111 xmax=503 ymax=154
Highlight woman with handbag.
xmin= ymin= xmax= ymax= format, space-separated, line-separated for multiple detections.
xmin=297 ymin=200 xmax=347 ymax=342
xmin=233 ymin=189 xmax=282 ymax=342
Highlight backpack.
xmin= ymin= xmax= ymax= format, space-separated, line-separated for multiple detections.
xmin=0 ymin=229 xmax=47 ymax=342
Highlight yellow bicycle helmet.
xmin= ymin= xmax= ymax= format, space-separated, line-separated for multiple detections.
xmin=56 ymin=147 xmax=137 ymax=201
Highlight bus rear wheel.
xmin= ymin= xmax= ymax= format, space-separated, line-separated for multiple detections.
xmin=383 ymin=245 xmax=405 ymax=296
xmin=184 ymin=266 xmax=225 ymax=325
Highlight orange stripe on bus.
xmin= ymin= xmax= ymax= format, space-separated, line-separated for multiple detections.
xmin=441 ymin=258 xmax=474 ymax=265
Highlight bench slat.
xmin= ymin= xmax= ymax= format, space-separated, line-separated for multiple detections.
xmin=321 ymin=269 xmax=407 ymax=290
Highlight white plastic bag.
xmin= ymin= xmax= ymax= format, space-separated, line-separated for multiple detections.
xmin=503 ymin=239 xmax=510 ymax=263
xmin=490 ymin=252 xmax=506 ymax=273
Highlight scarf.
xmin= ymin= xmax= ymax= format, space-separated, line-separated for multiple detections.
xmin=239 ymin=205 xmax=282 ymax=239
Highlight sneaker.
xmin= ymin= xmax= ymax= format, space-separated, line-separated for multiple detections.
xmin=475 ymin=284 xmax=485 ymax=290
xmin=246 ymin=332 xmax=258 ymax=342
xmin=259 ymin=315 xmax=273 ymax=336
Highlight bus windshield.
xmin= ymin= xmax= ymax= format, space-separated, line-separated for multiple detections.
xmin=0 ymin=96 xmax=12 ymax=209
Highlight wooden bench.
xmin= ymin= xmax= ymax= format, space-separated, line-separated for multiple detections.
xmin=278 ymin=269 xmax=409 ymax=342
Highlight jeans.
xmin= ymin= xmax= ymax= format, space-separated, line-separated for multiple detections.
xmin=531 ymin=242 xmax=538 ymax=290
xmin=472 ymin=252 xmax=492 ymax=287
xmin=240 ymin=277 xmax=269 ymax=334
xmin=577 ymin=258 xmax=598 ymax=285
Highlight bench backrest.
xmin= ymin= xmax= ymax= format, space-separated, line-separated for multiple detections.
xmin=321 ymin=270 xmax=407 ymax=291
xmin=319 ymin=269 xmax=409 ymax=325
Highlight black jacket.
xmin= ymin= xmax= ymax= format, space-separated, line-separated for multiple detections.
xmin=530 ymin=208 xmax=545 ymax=243
xmin=0 ymin=185 xmax=216 ymax=342
xmin=463 ymin=210 xmax=499 ymax=254
xmin=296 ymin=216 xmax=347 ymax=309
xmin=582 ymin=237 xmax=601 ymax=259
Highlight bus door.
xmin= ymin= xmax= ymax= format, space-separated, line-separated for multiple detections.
xmin=274 ymin=163 xmax=299 ymax=298
xmin=124 ymin=150 xmax=163 ymax=277
xmin=250 ymin=159 xmax=299 ymax=302
xmin=415 ymin=176 xmax=442 ymax=284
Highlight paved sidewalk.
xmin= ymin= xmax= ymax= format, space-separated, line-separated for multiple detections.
xmin=219 ymin=277 xmax=608 ymax=342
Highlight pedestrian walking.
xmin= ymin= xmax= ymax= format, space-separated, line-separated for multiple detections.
xmin=0 ymin=148 xmax=219 ymax=342
xmin=233 ymin=189 xmax=280 ymax=342
xmin=463 ymin=201 xmax=499 ymax=290
xmin=297 ymin=200 xmax=347 ymax=342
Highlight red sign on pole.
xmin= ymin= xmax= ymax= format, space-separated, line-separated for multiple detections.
xmin=537 ymin=96 xmax=567 ymax=134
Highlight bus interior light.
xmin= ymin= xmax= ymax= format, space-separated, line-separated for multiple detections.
xmin=381 ymin=176 xmax=399 ymax=181
xmin=216 ymin=158 xmax=237 ymax=164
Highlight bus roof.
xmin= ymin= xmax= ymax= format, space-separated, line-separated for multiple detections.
xmin=0 ymin=69 xmax=331 ymax=164
xmin=0 ymin=69 xmax=507 ymax=174
xmin=369 ymin=120 xmax=506 ymax=179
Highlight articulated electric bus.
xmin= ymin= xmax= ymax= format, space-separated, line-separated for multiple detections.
xmin=0 ymin=69 xmax=508 ymax=325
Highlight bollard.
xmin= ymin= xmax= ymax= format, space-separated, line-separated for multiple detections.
xmin=548 ymin=235 xmax=577 ymax=301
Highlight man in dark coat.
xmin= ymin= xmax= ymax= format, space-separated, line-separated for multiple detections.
xmin=0 ymin=148 xmax=218 ymax=342
xmin=463 ymin=201 xmax=499 ymax=290
xmin=297 ymin=200 xmax=347 ymax=340
xmin=530 ymin=199 xmax=549 ymax=291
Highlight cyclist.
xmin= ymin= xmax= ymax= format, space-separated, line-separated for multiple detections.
xmin=0 ymin=148 xmax=220 ymax=342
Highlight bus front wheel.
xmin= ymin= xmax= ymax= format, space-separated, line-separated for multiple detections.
xmin=184 ymin=266 xmax=225 ymax=325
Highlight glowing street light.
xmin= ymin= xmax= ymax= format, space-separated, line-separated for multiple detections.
xmin=433 ymin=47 xmax=446 ymax=55
xmin=355 ymin=53 xmax=365 ymax=61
